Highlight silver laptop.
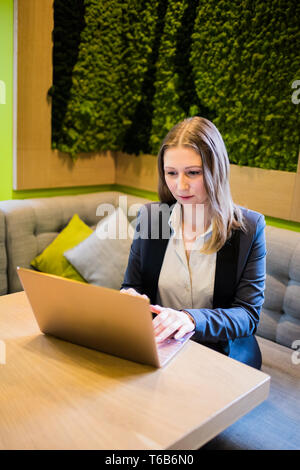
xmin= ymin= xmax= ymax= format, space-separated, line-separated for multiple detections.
xmin=17 ymin=267 xmax=193 ymax=368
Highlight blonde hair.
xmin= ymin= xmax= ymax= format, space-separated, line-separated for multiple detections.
xmin=157 ymin=116 xmax=245 ymax=253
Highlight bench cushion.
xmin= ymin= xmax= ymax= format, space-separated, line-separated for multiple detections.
xmin=257 ymin=226 xmax=300 ymax=349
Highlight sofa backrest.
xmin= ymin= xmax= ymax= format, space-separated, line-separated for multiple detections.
xmin=257 ymin=225 xmax=300 ymax=349
xmin=0 ymin=209 xmax=7 ymax=295
xmin=0 ymin=192 xmax=150 ymax=294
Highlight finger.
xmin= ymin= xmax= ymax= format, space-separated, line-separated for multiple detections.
xmin=150 ymin=304 xmax=162 ymax=314
xmin=174 ymin=325 xmax=190 ymax=340
xmin=130 ymin=289 xmax=139 ymax=296
xmin=155 ymin=320 xmax=182 ymax=343
xmin=153 ymin=304 xmax=163 ymax=311
xmin=121 ymin=288 xmax=149 ymax=300
xmin=120 ymin=288 xmax=135 ymax=295
xmin=174 ymin=317 xmax=195 ymax=339
xmin=153 ymin=310 xmax=169 ymax=329
xmin=154 ymin=318 xmax=170 ymax=340
xmin=153 ymin=316 xmax=173 ymax=338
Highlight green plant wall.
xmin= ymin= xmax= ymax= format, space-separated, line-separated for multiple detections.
xmin=149 ymin=0 xmax=215 ymax=153
xmin=50 ymin=0 xmax=300 ymax=171
xmin=50 ymin=0 xmax=163 ymax=157
xmin=190 ymin=0 xmax=300 ymax=171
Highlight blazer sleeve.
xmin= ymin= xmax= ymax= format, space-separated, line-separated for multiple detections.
xmin=184 ymin=214 xmax=266 ymax=342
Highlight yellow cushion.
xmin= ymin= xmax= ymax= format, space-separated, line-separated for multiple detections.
xmin=31 ymin=214 xmax=93 ymax=282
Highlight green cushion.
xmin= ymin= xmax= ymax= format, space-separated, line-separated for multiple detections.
xmin=31 ymin=214 xmax=93 ymax=282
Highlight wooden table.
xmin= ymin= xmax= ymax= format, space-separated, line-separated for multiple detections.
xmin=0 ymin=292 xmax=270 ymax=450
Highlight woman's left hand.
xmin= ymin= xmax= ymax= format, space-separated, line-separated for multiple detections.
xmin=152 ymin=306 xmax=195 ymax=343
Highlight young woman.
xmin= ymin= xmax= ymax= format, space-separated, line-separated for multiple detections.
xmin=121 ymin=116 xmax=266 ymax=369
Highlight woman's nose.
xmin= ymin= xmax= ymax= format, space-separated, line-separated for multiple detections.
xmin=177 ymin=174 xmax=189 ymax=190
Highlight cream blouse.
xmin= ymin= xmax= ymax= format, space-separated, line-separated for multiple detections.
xmin=156 ymin=202 xmax=217 ymax=310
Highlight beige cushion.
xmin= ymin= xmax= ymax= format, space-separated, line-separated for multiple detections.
xmin=64 ymin=207 xmax=134 ymax=290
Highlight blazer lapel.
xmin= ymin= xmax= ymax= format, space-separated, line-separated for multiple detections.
xmin=213 ymin=230 xmax=240 ymax=308
xmin=144 ymin=237 xmax=170 ymax=304
xmin=142 ymin=202 xmax=172 ymax=304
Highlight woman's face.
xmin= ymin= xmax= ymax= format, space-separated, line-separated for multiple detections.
xmin=163 ymin=146 xmax=208 ymax=207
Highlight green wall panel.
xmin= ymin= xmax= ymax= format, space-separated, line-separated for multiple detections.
xmin=0 ymin=0 xmax=13 ymax=201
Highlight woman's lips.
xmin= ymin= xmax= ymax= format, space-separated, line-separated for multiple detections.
xmin=177 ymin=195 xmax=193 ymax=199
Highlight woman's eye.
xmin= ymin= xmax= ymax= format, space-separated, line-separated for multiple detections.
xmin=165 ymin=170 xmax=202 ymax=177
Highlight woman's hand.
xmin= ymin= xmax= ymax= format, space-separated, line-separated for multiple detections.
xmin=120 ymin=288 xmax=149 ymax=301
xmin=152 ymin=306 xmax=195 ymax=343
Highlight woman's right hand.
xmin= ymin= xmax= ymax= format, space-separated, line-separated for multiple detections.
xmin=120 ymin=288 xmax=149 ymax=301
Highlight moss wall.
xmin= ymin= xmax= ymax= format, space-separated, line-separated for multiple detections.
xmin=50 ymin=0 xmax=300 ymax=171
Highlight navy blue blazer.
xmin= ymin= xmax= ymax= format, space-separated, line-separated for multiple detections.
xmin=122 ymin=202 xmax=266 ymax=369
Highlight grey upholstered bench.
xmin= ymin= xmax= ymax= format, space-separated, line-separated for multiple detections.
xmin=0 ymin=192 xmax=149 ymax=294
